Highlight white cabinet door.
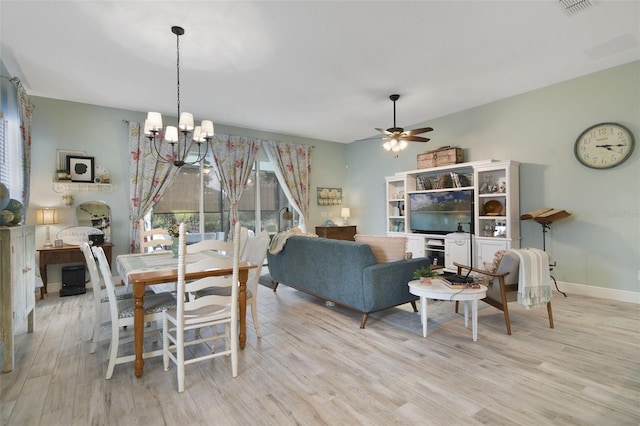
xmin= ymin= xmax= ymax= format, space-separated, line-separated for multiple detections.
xmin=475 ymin=238 xmax=511 ymax=270
xmin=445 ymin=235 xmax=471 ymax=271
xmin=406 ymin=235 xmax=425 ymax=258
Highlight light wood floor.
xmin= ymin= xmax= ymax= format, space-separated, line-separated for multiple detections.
xmin=1 ymin=285 xmax=639 ymax=425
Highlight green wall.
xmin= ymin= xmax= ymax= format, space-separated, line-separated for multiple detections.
xmin=24 ymin=98 xmax=346 ymax=289
xmin=347 ymin=61 xmax=639 ymax=296
xmin=5 ymin=59 xmax=639 ymax=297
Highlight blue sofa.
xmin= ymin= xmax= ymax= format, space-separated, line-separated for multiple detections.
xmin=266 ymin=235 xmax=432 ymax=328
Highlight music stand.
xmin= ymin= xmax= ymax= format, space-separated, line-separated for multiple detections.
xmin=520 ymin=208 xmax=571 ymax=297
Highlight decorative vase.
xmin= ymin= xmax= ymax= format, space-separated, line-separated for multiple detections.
xmin=419 ymin=277 xmax=432 ymax=285
xmin=171 ymin=237 xmax=179 ymax=257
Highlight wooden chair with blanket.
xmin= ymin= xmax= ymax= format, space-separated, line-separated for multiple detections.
xmin=454 ymin=248 xmax=554 ymax=335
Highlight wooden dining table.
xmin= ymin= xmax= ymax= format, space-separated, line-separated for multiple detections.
xmin=116 ymin=250 xmax=256 ymax=378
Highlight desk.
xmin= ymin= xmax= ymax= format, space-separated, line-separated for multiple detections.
xmin=117 ymin=251 xmax=256 ymax=378
xmin=37 ymin=243 xmax=113 ymax=299
xmin=408 ymin=279 xmax=487 ymax=342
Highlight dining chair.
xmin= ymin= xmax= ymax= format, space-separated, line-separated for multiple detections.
xmin=162 ymin=221 xmax=240 ymax=392
xmin=92 ymin=245 xmax=177 ymax=379
xmin=195 ymin=230 xmax=269 ymax=337
xmin=138 ymin=218 xmax=173 ymax=253
xmin=80 ymin=242 xmax=138 ymax=354
xmin=186 ymin=238 xmax=233 ymax=254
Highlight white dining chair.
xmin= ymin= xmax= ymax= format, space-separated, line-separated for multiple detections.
xmin=162 ymin=222 xmax=240 ymax=392
xmin=80 ymin=242 xmax=138 ymax=354
xmin=138 ymin=218 xmax=173 ymax=253
xmin=92 ymin=245 xmax=177 ymax=379
xmin=186 ymin=238 xmax=233 ymax=254
xmin=194 ymin=230 xmax=269 ymax=337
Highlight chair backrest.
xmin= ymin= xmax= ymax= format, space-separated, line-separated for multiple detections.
xmin=80 ymin=242 xmax=103 ymax=314
xmin=92 ymin=245 xmax=119 ymax=324
xmin=241 ymin=231 xmax=269 ymax=293
xmin=176 ymin=221 xmax=241 ymax=320
xmin=186 ymin=238 xmax=233 ymax=254
xmin=138 ymin=218 xmax=173 ymax=253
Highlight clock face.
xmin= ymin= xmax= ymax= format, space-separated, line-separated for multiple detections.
xmin=574 ymin=122 xmax=635 ymax=169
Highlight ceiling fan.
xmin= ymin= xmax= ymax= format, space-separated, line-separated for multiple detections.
xmin=376 ymin=94 xmax=433 ymax=152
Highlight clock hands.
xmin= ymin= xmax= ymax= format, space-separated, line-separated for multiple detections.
xmin=595 ymin=143 xmax=626 ymax=151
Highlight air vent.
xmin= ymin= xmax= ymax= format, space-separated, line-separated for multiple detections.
xmin=559 ymin=0 xmax=592 ymax=15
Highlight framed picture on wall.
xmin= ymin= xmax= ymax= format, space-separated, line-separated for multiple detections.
xmin=67 ymin=156 xmax=95 ymax=182
xmin=56 ymin=149 xmax=86 ymax=172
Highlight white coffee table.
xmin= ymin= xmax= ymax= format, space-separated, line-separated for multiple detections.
xmin=408 ymin=279 xmax=487 ymax=342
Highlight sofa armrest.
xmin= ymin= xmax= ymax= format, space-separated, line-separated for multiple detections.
xmin=361 ymin=257 xmax=432 ymax=312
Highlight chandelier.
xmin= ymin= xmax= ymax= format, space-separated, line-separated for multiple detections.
xmin=144 ymin=26 xmax=213 ymax=168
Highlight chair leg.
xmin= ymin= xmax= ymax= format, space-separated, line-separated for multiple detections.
xmin=250 ymin=299 xmax=262 ymax=338
xmin=502 ymin=303 xmax=512 ymax=335
xmin=163 ymin=316 xmax=170 ymax=371
xmin=410 ymin=300 xmax=418 ymax=313
xmin=547 ymin=301 xmax=554 ymax=329
xmin=90 ymin=303 xmax=101 ymax=354
xmin=105 ymin=323 xmax=119 ymax=379
xmin=177 ymin=324 xmax=185 ymax=393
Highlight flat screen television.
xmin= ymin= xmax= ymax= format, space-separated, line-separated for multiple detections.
xmin=409 ymin=190 xmax=474 ymax=235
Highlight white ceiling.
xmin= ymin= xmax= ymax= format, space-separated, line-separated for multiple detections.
xmin=1 ymin=1 xmax=639 ymax=144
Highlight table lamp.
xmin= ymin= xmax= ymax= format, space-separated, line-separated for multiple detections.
xmin=341 ymin=207 xmax=350 ymax=226
xmin=36 ymin=208 xmax=58 ymax=247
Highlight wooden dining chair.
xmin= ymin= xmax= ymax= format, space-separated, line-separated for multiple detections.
xmin=162 ymin=222 xmax=241 ymax=392
xmin=138 ymin=218 xmax=173 ymax=253
xmin=92 ymin=245 xmax=177 ymax=379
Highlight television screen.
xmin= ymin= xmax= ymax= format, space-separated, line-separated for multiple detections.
xmin=409 ymin=190 xmax=474 ymax=235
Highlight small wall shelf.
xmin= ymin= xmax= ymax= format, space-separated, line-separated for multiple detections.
xmin=52 ymin=181 xmax=113 ymax=193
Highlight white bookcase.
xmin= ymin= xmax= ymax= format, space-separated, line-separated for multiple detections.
xmin=385 ymin=159 xmax=520 ymax=269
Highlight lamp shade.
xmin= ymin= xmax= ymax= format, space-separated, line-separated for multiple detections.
xmin=36 ymin=208 xmax=58 ymax=225
xmin=341 ymin=208 xmax=350 ymax=218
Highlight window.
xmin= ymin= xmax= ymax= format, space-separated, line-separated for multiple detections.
xmin=150 ymin=151 xmax=293 ymax=241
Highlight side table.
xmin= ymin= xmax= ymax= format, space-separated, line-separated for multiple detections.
xmin=408 ymin=279 xmax=487 ymax=342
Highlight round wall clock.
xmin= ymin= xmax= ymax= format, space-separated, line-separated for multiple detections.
xmin=574 ymin=122 xmax=635 ymax=169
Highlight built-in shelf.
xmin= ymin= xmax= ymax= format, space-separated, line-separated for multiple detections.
xmin=52 ymin=181 xmax=113 ymax=193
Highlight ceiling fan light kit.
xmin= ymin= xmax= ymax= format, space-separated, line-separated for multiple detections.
xmin=376 ymin=94 xmax=433 ymax=153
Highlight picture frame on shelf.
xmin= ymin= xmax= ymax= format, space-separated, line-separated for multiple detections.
xmin=56 ymin=149 xmax=86 ymax=172
xmin=67 ymin=156 xmax=95 ymax=183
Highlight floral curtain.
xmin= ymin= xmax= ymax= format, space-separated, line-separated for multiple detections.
xmin=128 ymin=121 xmax=179 ymax=252
xmin=210 ymin=134 xmax=260 ymax=239
xmin=263 ymin=141 xmax=312 ymax=233
xmin=11 ymin=77 xmax=33 ymax=209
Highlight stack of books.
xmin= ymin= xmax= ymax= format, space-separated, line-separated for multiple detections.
xmin=441 ymin=277 xmax=481 ymax=289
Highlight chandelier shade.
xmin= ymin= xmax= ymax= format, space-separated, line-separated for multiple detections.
xmin=145 ymin=26 xmax=214 ymax=168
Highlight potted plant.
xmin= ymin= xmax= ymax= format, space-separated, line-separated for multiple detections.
xmin=56 ymin=169 xmax=69 ymax=180
xmin=413 ymin=266 xmax=439 ymax=284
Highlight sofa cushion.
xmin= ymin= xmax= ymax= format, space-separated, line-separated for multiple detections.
xmin=354 ymin=234 xmax=407 ymax=263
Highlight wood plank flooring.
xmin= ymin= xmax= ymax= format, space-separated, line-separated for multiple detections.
xmin=1 ymin=285 xmax=639 ymax=425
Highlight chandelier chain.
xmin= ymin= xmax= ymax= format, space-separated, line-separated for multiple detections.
xmin=176 ymin=30 xmax=181 ymax=119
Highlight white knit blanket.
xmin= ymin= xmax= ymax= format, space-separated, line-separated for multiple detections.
xmin=511 ymin=248 xmax=552 ymax=309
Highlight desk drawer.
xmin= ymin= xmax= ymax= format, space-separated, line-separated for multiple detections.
xmin=44 ymin=251 xmax=83 ymax=264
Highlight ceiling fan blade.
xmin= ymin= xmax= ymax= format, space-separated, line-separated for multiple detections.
xmin=404 ymin=127 xmax=434 ymax=136
xmin=375 ymin=127 xmax=395 ymax=136
xmin=403 ymin=135 xmax=431 ymax=142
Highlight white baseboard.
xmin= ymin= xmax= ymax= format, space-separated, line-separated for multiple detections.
xmin=555 ymin=281 xmax=640 ymax=304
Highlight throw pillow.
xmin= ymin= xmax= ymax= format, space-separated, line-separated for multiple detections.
xmin=354 ymin=234 xmax=407 ymax=263
xmin=483 ymin=249 xmax=507 ymax=273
